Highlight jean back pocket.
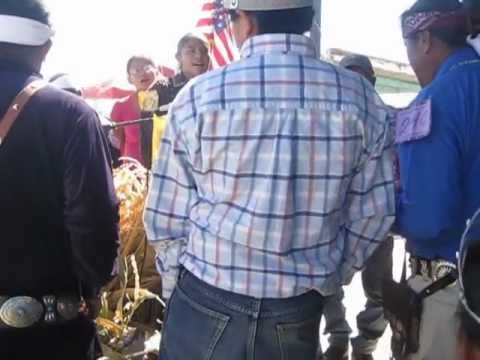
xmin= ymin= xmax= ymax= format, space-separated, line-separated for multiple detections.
xmin=161 ymin=285 xmax=230 ymax=360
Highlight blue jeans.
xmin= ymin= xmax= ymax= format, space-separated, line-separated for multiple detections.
xmin=159 ymin=269 xmax=324 ymax=360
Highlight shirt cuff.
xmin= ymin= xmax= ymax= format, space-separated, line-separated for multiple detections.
xmin=161 ymin=269 xmax=179 ymax=300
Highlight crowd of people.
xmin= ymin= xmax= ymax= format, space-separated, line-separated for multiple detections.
xmin=1 ymin=0 xmax=480 ymax=359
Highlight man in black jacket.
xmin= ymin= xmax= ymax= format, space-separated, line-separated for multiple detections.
xmin=0 ymin=1 xmax=119 ymax=358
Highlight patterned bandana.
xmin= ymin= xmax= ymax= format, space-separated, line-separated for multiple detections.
xmin=402 ymin=10 xmax=468 ymax=38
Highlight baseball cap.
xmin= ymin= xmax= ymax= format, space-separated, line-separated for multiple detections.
xmin=459 ymin=208 xmax=480 ymax=324
xmin=223 ymin=0 xmax=313 ymax=11
xmin=339 ymin=54 xmax=375 ymax=74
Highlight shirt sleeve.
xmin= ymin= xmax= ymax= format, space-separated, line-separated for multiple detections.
xmin=395 ymin=90 xmax=464 ymax=241
xmin=64 ymin=104 xmax=119 ymax=296
xmin=340 ymin=96 xmax=396 ymax=285
xmin=144 ymin=95 xmax=198 ymax=299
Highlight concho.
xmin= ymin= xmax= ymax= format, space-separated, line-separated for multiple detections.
xmin=57 ymin=297 xmax=80 ymax=320
xmin=0 ymin=296 xmax=43 ymax=328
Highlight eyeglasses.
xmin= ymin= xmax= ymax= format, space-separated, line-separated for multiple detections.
xmin=129 ymin=64 xmax=155 ymax=77
xmin=181 ymin=47 xmax=209 ymax=57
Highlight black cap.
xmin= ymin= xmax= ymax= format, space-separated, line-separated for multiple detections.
xmin=339 ymin=54 xmax=374 ymax=75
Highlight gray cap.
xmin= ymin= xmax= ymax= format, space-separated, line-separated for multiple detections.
xmin=223 ymin=0 xmax=313 ymax=11
xmin=339 ymin=54 xmax=374 ymax=74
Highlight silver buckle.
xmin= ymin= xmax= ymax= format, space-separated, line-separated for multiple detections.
xmin=411 ymin=258 xmax=456 ymax=283
xmin=56 ymin=296 xmax=80 ymax=321
xmin=0 ymin=296 xmax=43 ymax=328
xmin=42 ymin=295 xmax=80 ymax=323
xmin=432 ymin=260 xmax=456 ymax=282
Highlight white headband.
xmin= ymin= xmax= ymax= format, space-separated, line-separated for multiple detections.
xmin=0 ymin=15 xmax=54 ymax=46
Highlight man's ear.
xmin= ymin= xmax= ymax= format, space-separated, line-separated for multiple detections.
xmin=235 ymin=10 xmax=257 ymax=41
xmin=245 ymin=11 xmax=259 ymax=38
xmin=32 ymin=39 xmax=52 ymax=71
xmin=38 ymin=39 xmax=52 ymax=63
xmin=42 ymin=40 xmax=52 ymax=56
xmin=418 ymin=30 xmax=433 ymax=54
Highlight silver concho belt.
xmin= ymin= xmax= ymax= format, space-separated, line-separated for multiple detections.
xmin=410 ymin=257 xmax=457 ymax=283
xmin=0 ymin=295 xmax=80 ymax=329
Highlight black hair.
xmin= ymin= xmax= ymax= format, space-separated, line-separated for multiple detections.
xmin=229 ymin=6 xmax=314 ymax=35
xmin=459 ymin=244 xmax=480 ymax=349
xmin=401 ymin=0 xmax=467 ymax=47
xmin=126 ymin=55 xmax=155 ymax=74
xmin=0 ymin=0 xmax=50 ymax=26
xmin=176 ymin=33 xmax=209 ymax=57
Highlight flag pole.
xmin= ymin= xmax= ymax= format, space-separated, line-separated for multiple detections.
xmin=311 ymin=0 xmax=322 ymax=58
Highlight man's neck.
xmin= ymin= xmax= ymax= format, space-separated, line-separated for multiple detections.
xmin=0 ymin=57 xmax=37 ymax=74
xmin=423 ymin=47 xmax=460 ymax=87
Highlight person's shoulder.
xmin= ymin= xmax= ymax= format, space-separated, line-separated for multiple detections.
xmin=188 ymin=66 xmax=226 ymax=91
xmin=305 ymin=58 xmax=384 ymax=110
xmin=111 ymin=93 xmax=139 ymax=119
xmin=112 ymin=93 xmax=137 ymax=109
xmin=426 ymin=51 xmax=480 ymax=99
xmin=170 ymin=67 xmax=225 ymax=106
xmin=39 ymin=85 xmax=91 ymax=111
xmin=418 ymin=71 xmax=469 ymax=114
xmin=37 ymin=85 xmax=99 ymax=126
xmin=331 ymin=63 xmax=390 ymax=123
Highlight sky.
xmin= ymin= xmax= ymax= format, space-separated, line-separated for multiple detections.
xmin=41 ymin=0 xmax=416 ymax=86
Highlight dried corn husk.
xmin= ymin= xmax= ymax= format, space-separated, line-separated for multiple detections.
xmin=96 ymin=158 xmax=164 ymax=355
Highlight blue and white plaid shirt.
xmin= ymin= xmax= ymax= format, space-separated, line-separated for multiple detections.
xmin=144 ymin=34 xmax=395 ymax=299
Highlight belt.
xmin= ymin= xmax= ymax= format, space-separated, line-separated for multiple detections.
xmin=0 ymin=294 xmax=81 ymax=329
xmin=410 ymin=257 xmax=457 ymax=283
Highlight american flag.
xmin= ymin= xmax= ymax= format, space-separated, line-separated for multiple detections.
xmin=196 ymin=0 xmax=238 ymax=68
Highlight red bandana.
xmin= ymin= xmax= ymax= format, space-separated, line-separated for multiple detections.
xmin=402 ymin=10 xmax=468 ymax=38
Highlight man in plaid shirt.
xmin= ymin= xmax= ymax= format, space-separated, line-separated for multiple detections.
xmin=144 ymin=0 xmax=395 ymax=358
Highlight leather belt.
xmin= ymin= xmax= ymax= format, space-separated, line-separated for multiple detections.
xmin=0 ymin=294 xmax=81 ymax=329
xmin=410 ymin=257 xmax=457 ymax=283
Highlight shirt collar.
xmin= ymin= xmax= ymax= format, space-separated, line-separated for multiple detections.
xmin=172 ymin=72 xmax=188 ymax=88
xmin=467 ymin=36 xmax=480 ymax=57
xmin=436 ymin=45 xmax=480 ymax=78
xmin=240 ymin=34 xmax=317 ymax=59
